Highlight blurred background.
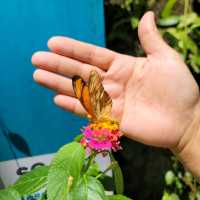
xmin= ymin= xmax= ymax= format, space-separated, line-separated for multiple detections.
xmin=0 ymin=0 xmax=200 ymax=199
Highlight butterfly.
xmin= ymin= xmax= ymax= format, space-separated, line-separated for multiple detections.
xmin=72 ymin=70 xmax=112 ymax=122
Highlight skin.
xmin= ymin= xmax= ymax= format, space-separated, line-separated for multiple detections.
xmin=32 ymin=12 xmax=200 ymax=177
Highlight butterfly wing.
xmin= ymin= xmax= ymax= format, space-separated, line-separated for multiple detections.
xmin=88 ymin=71 xmax=112 ymax=121
xmin=72 ymin=76 xmax=95 ymax=118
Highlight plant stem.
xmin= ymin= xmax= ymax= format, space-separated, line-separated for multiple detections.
xmin=183 ymin=0 xmax=190 ymax=59
xmin=96 ymin=161 xmax=118 ymax=179
xmin=184 ymin=0 xmax=190 ymax=16
xmin=84 ymin=151 xmax=97 ymax=172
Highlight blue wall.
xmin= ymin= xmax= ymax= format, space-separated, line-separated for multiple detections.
xmin=0 ymin=0 xmax=105 ymax=161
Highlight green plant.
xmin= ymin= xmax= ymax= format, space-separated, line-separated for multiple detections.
xmin=106 ymin=0 xmax=200 ymax=73
xmin=0 ymin=139 xmax=132 ymax=200
xmin=162 ymin=157 xmax=200 ymax=200
xmin=158 ymin=0 xmax=200 ymax=73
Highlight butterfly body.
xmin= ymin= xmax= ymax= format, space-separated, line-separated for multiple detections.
xmin=72 ymin=70 xmax=113 ymax=123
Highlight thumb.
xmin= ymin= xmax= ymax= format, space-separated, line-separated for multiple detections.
xmin=138 ymin=11 xmax=171 ymax=55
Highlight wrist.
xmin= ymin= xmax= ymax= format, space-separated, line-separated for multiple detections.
xmin=171 ymin=100 xmax=200 ymax=180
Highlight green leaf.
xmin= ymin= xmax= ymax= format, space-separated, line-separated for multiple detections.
xmin=166 ymin=28 xmax=181 ymax=40
xmin=109 ymin=153 xmax=124 ymax=194
xmin=74 ymin=134 xmax=84 ymax=142
xmin=86 ymin=162 xmax=100 ymax=177
xmin=190 ymin=17 xmax=200 ymax=29
xmin=165 ymin=170 xmax=175 ymax=186
xmin=13 ymin=166 xmax=49 ymax=196
xmin=47 ymin=142 xmax=85 ymax=200
xmin=170 ymin=193 xmax=180 ymax=200
xmin=70 ymin=176 xmax=107 ymax=200
xmin=130 ymin=17 xmax=139 ymax=29
xmin=184 ymin=35 xmax=198 ymax=54
xmin=161 ymin=191 xmax=170 ymax=200
xmin=161 ymin=0 xmax=177 ymax=18
xmin=178 ymin=13 xmax=198 ymax=28
xmin=190 ymin=54 xmax=200 ymax=73
xmin=158 ymin=16 xmax=180 ymax=27
xmin=166 ymin=28 xmax=198 ymax=55
xmin=107 ymin=194 xmax=132 ymax=200
xmin=0 ymin=188 xmax=21 ymax=200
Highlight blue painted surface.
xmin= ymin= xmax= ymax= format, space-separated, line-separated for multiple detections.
xmin=0 ymin=0 xmax=105 ymax=161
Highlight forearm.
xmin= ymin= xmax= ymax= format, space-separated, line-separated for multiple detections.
xmin=172 ymin=101 xmax=200 ymax=180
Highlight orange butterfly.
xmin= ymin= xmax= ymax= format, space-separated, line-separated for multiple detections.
xmin=72 ymin=70 xmax=112 ymax=122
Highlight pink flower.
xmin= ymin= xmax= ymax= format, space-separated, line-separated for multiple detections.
xmin=80 ymin=122 xmax=122 ymax=152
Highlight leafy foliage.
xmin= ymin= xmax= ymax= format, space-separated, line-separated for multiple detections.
xmin=69 ymin=176 xmax=107 ymax=200
xmin=13 ymin=166 xmax=48 ymax=196
xmin=109 ymin=152 xmax=124 ymax=195
xmin=161 ymin=157 xmax=200 ymax=200
xmin=47 ymin=142 xmax=85 ymax=200
xmin=106 ymin=0 xmax=200 ymax=73
xmin=0 ymin=139 xmax=133 ymax=200
xmin=159 ymin=12 xmax=200 ymax=73
xmin=0 ymin=188 xmax=21 ymax=200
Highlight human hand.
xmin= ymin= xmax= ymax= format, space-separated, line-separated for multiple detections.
xmin=32 ymin=12 xmax=199 ymax=153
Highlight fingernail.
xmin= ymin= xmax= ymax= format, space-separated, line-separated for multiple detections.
xmin=149 ymin=11 xmax=156 ymax=26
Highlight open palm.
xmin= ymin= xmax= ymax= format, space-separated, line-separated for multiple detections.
xmin=32 ymin=12 xmax=199 ymax=149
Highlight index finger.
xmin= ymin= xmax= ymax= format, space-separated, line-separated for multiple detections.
xmin=48 ymin=36 xmax=117 ymax=70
